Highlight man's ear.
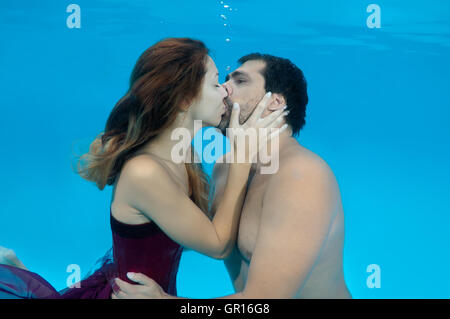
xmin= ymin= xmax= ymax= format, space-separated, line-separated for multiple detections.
xmin=266 ymin=93 xmax=286 ymax=111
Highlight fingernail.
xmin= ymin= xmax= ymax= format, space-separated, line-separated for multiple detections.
xmin=266 ymin=92 xmax=272 ymax=97
xmin=284 ymin=111 xmax=290 ymax=115
xmin=283 ymin=105 xmax=288 ymax=110
xmin=233 ymin=103 xmax=239 ymax=109
xmin=127 ymin=272 xmax=135 ymax=279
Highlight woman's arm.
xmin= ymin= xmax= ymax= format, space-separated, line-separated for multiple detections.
xmin=121 ymin=154 xmax=251 ymax=260
xmin=121 ymin=93 xmax=286 ymax=260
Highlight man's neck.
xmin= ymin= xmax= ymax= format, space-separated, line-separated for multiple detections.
xmin=251 ymin=126 xmax=294 ymax=173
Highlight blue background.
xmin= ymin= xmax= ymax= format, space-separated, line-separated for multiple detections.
xmin=0 ymin=0 xmax=449 ymax=298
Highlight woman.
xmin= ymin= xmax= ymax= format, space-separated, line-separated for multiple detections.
xmin=0 ymin=38 xmax=287 ymax=298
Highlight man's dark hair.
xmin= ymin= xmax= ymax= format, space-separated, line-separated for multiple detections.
xmin=238 ymin=53 xmax=308 ymax=137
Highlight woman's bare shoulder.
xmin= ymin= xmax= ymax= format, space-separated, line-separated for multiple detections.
xmin=117 ymin=154 xmax=187 ymax=213
xmin=120 ymin=153 xmax=171 ymax=186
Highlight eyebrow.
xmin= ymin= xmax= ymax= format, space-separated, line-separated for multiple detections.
xmin=225 ymin=71 xmax=250 ymax=82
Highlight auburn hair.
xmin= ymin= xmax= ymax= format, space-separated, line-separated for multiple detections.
xmin=76 ymin=38 xmax=211 ymax=216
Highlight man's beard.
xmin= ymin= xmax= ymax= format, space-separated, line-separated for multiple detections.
xmin=217 ymin=98 xmax=255 ymax=135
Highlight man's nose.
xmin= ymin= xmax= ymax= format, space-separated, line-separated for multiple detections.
xmin=222 ymin=83 xmax=232 ymax=96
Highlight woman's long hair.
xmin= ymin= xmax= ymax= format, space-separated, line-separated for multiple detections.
xmin=76 ymin=38 xmax=211 ymax=217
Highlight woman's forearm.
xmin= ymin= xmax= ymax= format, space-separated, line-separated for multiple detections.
xmin=211 ymin=161 xmax=252 ymax=258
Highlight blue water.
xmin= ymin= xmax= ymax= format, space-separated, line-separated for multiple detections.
xmin=0 ymin=0 xmax=449 ymax=298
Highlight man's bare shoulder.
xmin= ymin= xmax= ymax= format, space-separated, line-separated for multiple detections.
xmin=262 ymin=141 xmax=341 ymax=223
xmin=275 ymin=141 xmax=337 ymax=185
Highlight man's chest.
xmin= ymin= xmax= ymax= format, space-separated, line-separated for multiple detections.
xmin=237 ymin=173 xmax=270 ymax=262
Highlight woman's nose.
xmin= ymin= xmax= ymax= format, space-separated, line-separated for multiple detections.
xmin=222 ymin=83 xmax=232 ymax=96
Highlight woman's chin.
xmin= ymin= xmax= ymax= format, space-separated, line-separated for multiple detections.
xmin=198 ymin=119 xmax=216 ymax=128
xmin=215 ymin=114 xmax=226 ymax=127
xmin=198 ymin=113 xmax=224 ymax=128
xmin=207 ymin=115 xmax=222 ymax=128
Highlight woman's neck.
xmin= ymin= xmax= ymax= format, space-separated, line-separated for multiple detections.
xmin=140 ymin=112 xmax=199 ymax=164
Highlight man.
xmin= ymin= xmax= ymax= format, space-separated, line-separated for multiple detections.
xmin=115 ymin=53 xmax=352 ymax=299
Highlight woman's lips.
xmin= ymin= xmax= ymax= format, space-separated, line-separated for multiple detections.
xmin=222 ymin=101 xmax=228 ymax=113
xmin=224 ymin=99 xmax=233 ymax=110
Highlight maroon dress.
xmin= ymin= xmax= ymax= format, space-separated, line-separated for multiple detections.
xmin=0 ymin=209 xmax=184 ymax=299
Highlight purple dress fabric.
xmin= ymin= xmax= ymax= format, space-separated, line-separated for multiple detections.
xmin=0 ymin=210 xmax=184 ymax=299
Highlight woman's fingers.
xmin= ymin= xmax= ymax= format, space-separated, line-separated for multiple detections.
xmin=258 ymin=106 xmax=288 ymax=128
xmin=265 ymin=116 xmax=284 ymax=130
xmin=268 ymin=124 xmax=288 ymax=141
xmin=257 ymin=123 xmax=289 ymax=149
xmin=229 ymin=102 xmax=240 ymax=128
xmin=114 ymin=278 xmax=135 ymax=294
xmin=249 ymin=92 xmax=272 ymax=123
xmin=127 ymin=272 xmax=156 ymax=286
xmin=111 ymin=291 xmax=121 ymax=299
